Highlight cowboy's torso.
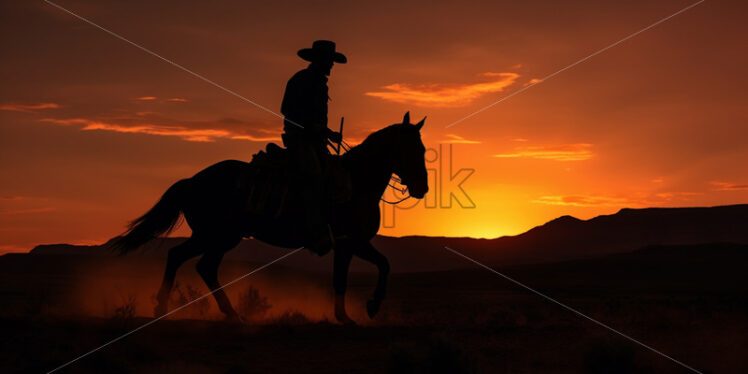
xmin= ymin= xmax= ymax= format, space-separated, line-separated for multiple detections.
xmin=281 ymin=67 xmax=329 ymax=143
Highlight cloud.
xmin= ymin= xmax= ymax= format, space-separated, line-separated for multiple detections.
xmin=654 ymin=192 xmax=701 ymax=199
xmin=0 ymin=102 xmax=61 ymax=113
xmin=0 ymin=195 xmax=56 ymax=216
xmin=40 ymin=117 xmax=280 ymax=143
xmin=533 ymin=191 xmax=702 ymax=207
xmin=532 ymin=195 xmax=632 ymax=207
xmin=523 ymin=78 xmax=543 ymax=87
xmin=39 ymin=118 xmax=91 ymax=126
xmin=229 ymin=134 xmax=285 ymax=142
xmin=443 ymin=134 xmax=481 ymax=144
xmin=493 ymin=143 xmax=593 ymax=161
xmin=365 ymin=72 xmax=519 ymax=107
xmin=81 ymin=122 xmax=234 ymax=142
xmin=0 ymin=207 xmax=56 ymax=215
xmin=134 ymin=97 xmax=186 ymax=103
xmin=0 ymin=195 xmax=28 ymax=201
xmin=710 ymin=181 xmax=748 ymax=191
xmin=0 ymin=245 xmax=30 ymax=254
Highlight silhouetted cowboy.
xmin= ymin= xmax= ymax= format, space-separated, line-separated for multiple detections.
xmin=281 ymin=40 xmax=345 ymax=255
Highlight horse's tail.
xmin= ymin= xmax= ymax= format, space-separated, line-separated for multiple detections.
xmin=110 ymin=179 xmax=191 ymax=254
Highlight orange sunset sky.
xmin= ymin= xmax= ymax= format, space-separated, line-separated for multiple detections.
xmin=1 ymin=0 xmax=747 ymax=254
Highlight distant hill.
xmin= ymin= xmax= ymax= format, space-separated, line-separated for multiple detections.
xmin=471 ymin=203 xmax=748 ymax=262
xmin=28 ymin=204 xmax=748 ymax=272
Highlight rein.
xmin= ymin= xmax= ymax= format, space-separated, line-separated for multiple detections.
xmin=381 ymin=195 xmax=412 ymax=205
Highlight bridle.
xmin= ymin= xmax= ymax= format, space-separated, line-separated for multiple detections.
xmin=382 ymin=175 xmax=412 ymax=205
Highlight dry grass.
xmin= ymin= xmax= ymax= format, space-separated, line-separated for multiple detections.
xmin=237 ymin=285 xmax=272 ymax=321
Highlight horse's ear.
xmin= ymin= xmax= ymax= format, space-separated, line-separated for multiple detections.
xmin=415 ymin=116 xmax=426 ymax=130
xmin=402 ymin=111 xmax=410 ymax=125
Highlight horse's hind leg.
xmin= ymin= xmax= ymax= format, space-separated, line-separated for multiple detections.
xmin=333 ymin=247 xmax=355 ymax=324
xmin=155 ymin=237 xmax=204 ymax=317
xmin=195 ymin=236 xmax=242 ymax=321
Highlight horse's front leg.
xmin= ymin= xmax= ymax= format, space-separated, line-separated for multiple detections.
xmin=333 ymin=247 xmax=355 ymax=325
xmin=354 ymin=242 xmax=390 ymax=319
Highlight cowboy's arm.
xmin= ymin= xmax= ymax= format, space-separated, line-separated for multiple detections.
xmin=281 ymin=74 xmax=306 ymax=127
xmin=326 ymin=127 xmax=341 ymax=143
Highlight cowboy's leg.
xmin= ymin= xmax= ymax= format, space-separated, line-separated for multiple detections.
xmin=287 ymin=138 xmax=330 ymax=254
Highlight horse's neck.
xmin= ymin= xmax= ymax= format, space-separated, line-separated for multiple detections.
xmin=345 ymin=140 xmax=393 ymax=201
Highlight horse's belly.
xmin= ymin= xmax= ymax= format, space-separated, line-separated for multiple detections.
xmin=248 ymin=212 xmax=305 ymax=248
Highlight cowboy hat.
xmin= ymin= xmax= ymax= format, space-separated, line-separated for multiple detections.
xmin=297 ymin=40 xmax=347 ymax=64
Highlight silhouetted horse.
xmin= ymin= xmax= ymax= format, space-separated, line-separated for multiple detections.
xmin=112 ymin=112 xmax=428 ymax=324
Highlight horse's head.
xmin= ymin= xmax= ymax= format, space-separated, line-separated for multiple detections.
xmin=392 ymin=112 xmax=429 ymax=199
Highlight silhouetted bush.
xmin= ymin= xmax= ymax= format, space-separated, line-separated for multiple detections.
xmin=112 ymin=295 xmax=136 ymax=321
xmin=171 ymin=282 xmax=211 ymax=318
xmin=275 ymin=310 xmax=309 ymax=325
xmin=237 ymin=285 xmax=272 ymax=321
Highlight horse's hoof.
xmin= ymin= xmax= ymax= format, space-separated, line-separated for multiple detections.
xmin=335 ymin=312 xmax=356 ymax=326
xmin=340 ymin=317 xmax=356 ymax=326
xmin=366 ymin=299 xmax=381 ymax=319
xmin=154 ymin=304 xmax=167 ymax=318
xmin=224 ymin=314 xmax=245 ymax=324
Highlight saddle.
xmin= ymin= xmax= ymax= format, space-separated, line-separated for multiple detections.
xmin=246 ymin=143 xmax=352 ymax=218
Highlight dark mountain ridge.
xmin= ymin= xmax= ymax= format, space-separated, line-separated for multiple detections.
xmin=26 ymin=204 xmax=748 ymax=272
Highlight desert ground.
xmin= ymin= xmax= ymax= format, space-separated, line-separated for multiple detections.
xmin=1 ymin=242 xmax=745 ymax=373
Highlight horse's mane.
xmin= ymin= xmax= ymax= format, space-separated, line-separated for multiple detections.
xmin=344 ymin=123 xmax=402 ymax=159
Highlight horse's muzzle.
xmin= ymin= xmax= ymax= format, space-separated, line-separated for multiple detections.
xmin=408 ymin=183 xmax=428 ymax=199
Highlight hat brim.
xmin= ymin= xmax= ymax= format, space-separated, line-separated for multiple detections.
xmin=297 ymin=48 xmax=347 ymax=64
